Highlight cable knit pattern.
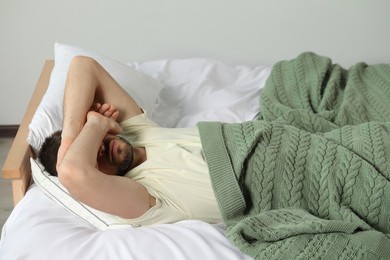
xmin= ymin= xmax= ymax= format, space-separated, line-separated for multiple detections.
xmin=198 ymin=52 xmax=390 ymax=259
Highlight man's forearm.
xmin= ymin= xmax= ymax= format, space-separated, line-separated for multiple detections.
xmin=59 ymin=111 xmax=122 ymax=172
xmin=60 ymin=120 xmax=106 ymax=169
xmin=57 ymin=56 xmax=101 ymax=167
xmin=62 ymin=56 xmax=99 ymax=141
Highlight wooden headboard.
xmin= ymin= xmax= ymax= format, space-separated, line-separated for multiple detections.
xmin=2 ymin=60 xmax=54 ymax=205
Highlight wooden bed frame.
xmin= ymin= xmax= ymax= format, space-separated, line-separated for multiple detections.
xmin=2 ymin=60 xmax=54 ymax=205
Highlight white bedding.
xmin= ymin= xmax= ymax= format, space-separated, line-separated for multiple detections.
xmin=0 ymin=185 xmax=251 ymax=260
xmin=0 ymin=43 xmax=271 ymax=260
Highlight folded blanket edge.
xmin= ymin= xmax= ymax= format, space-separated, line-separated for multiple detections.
xmin=197 ymin=121 xmax=246 ymax=221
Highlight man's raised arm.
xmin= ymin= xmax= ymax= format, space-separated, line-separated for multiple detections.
xmin=57 ymin=56 xmax=142 ymax=167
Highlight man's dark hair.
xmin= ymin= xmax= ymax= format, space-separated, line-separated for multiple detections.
xmin=38 ymin=130 xmax=62 ymax=177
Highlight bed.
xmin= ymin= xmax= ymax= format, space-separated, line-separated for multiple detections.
xmin=2 ymin=43 xmax=390 ymax=260
xmin=0 ymin=43 xmax=271 ymax=259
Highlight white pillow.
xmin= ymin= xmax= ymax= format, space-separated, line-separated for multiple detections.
xmin=129 ymin=58 xmax=272 ymax=128
xmin=28 ymin=43 xmax=164 ymax=154
xmin=30 ymin=158 xmax=135 ymax=230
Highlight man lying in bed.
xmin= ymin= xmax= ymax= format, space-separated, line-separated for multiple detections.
xmin=39 ymin=55 xmax=222 ymax=226
xmin=39 ymin=54 xmax=390 ymax=260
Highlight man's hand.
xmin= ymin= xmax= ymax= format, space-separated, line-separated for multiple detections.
xmin=91 ymin=102 xmax=120 ymax=121
xmin=86 ymin=111 xmax=123 ymax=135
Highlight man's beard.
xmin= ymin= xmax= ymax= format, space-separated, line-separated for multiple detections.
xmin=104 ymin=136 xmax=135 ymax=176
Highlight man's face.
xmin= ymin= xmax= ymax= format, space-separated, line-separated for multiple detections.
xmin=97 ymin=134 xmax=134 ymax=176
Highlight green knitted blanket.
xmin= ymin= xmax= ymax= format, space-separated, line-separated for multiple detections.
xmin=198 ymin=52 xmax=390 ymax=260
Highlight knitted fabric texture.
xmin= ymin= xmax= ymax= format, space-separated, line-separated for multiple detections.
xmin=198 ymin=52 xmax=390 ymax=260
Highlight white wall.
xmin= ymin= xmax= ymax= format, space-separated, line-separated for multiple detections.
xmin=1 ymin=0 xmax=389 ymax=125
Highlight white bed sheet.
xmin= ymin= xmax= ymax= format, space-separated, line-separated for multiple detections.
xmin=0 ymin=44 xmax=272 ymax=259
xmin=0 ymin=184 xmax=252 ymax=260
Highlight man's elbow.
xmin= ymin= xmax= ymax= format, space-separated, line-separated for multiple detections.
xmin=70 ymin=55 xmax=98 ymax=69
xmin=57 ymin=161 xmax=87 ymax=192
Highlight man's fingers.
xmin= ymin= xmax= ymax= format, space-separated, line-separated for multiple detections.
xmin=94 ymin=103 xmax=119 ymax=119
xmin=111 ymin=110 xmax=119 ymax=120
xmin=91 ymin=102 xmax=101 ymax=111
